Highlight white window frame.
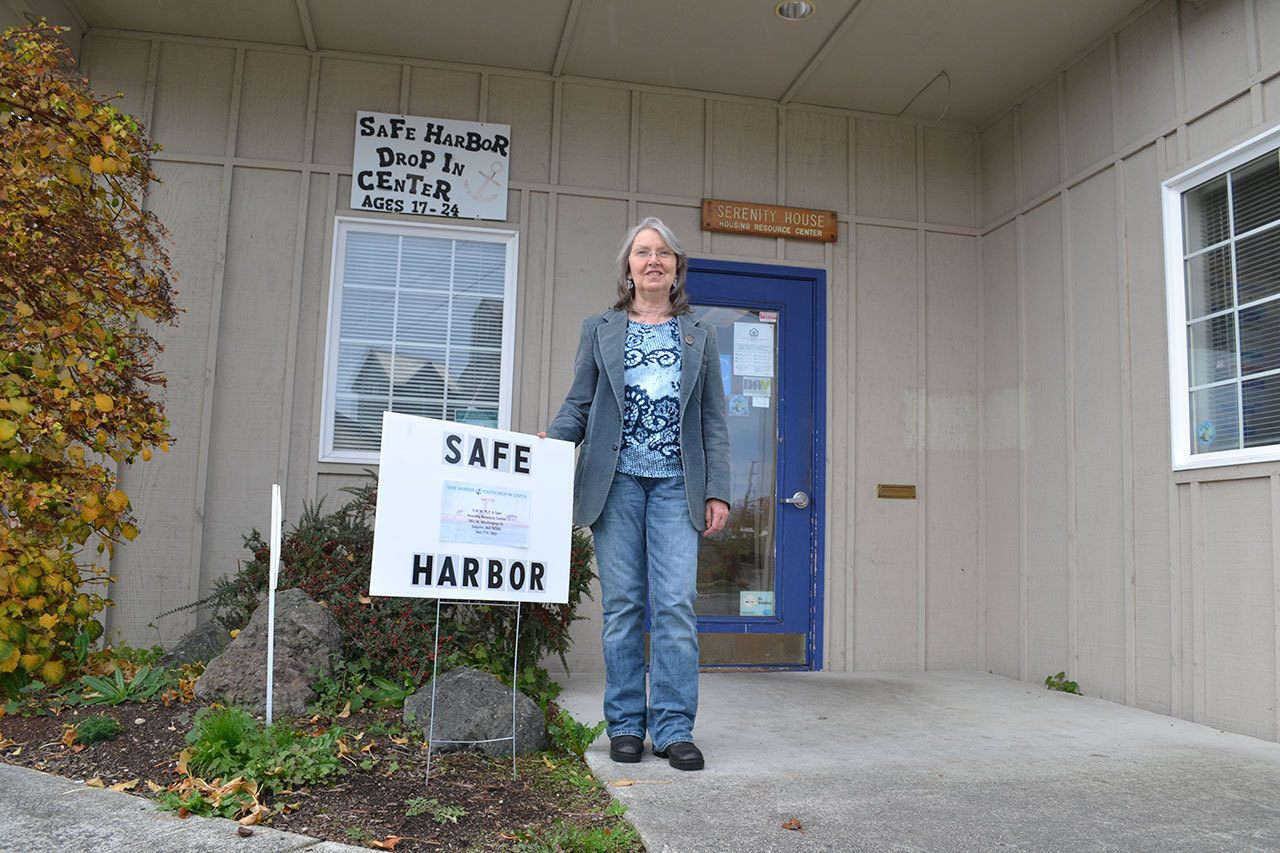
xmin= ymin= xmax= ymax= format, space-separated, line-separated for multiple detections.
xmin=1163 ymin=123 xmax=1280 ymax=470
xmin=320 ymin=216 xmax=519 ymax=464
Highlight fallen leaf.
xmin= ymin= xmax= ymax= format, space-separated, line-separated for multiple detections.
xmin=370 ymin=836 xmax=409 ymax=850
xmin=358 ymin=595 xmax=372 ymax=605
xmin=336 ymin=701 xmax=351 ymax=719
xmin=542 ymin=755 xmax=557 ymax=770
xmin=145 ymin=780 xmax=163 ymax=793
xmin=0 ymin=737 xmax=13 ymax=750
xmin=608 ymin=779 xmax=672 ymax=787
xmin=85 ymin=777 xmax=104 ymax=788
xmin=177 ymin=807 xmax=191 ymax=819
xmin=237 ymin=826 xmax=254 ymax=837
xmin=108 ymin=778 xmax=140 ymax=792
xmin=390 ymin=734 xmax=409 ymax=746
xmin=782 ymin=818 xmax=803 ymax=831
xmin=61 ymin=725 xmax=77 ymax=747
xmin=176 ymin=749 xmax=190 ymax=776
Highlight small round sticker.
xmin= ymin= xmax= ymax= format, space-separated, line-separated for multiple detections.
xmin=1197 ymin=419 xmax=1216 ymax=445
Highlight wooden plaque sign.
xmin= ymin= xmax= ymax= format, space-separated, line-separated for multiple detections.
xmin=701 ymin=199 xmax=838 ymax=243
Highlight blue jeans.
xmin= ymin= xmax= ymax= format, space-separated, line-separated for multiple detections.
xmin=591 ymin=473 xmax=700 ymax=751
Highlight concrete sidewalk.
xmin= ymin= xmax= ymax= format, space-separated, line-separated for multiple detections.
xmin=0 ymin=761 xmax=364 ymax=853
xmin=557 ymin=670 xmax=1280 ymax=852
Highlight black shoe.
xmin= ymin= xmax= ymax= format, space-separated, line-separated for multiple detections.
xmin=609 ymin=735 xmax=644 ymax=763
xmin=653 ymin=741 xmax=704 ymax=771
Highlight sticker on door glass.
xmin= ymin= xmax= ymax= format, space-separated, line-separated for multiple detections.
xmin=727 ymin=394 xmax=750 ymax=417
xmin=733 ymin=322 xmax=774 ymax=377
xmin=742 ymin=377 xmax=771 ymax=397
xmin=740 ymin=590 xmax=775 ymax=617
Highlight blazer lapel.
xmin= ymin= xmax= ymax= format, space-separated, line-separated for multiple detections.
xmin=677 ymin=313 xmax=707 ymax=417
xmin=596 ymin=309 xmax=628 ymax=410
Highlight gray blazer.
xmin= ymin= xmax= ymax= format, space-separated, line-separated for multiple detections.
xmin=547 ymin=308 xmax=731 ymax=530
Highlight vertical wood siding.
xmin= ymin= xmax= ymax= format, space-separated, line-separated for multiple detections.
xmin=83 ymin=28 xmax=980 ymax=679
xmin=980 ymin=0 xmax=1280 ymax=740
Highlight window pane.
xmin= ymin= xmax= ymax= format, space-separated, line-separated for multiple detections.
xmin=454 ymin=240 xmax=506 ymax=297
xmin=340 ymin=287 xmax=395 ymax=341
xmin=1187 ymin=315 xmax=1238 ymax=385
xmin=395 ymin=290 xmax=450 ymax=348
xmin=1231 ymin=150 xmax=1280 ymax=235
xmin=1190 ymin=384 xmax=1240 ymax=454
xmin=344 ymin=232 xmax=399 ymax=288
xmin=1184 ymin=173 xmax=1230 ymax=253
xmin=336 ymin=343 xmax=391 ymax=400
xmin=451 ymin=295 xmax=504 ymax=350
xmin=333 ymin=396 xmax=384 ymax=452
xmin=1240 ymin=300 xmax=1280 ymax=377
xmin=400 ymin=235 xmax=452 ymax=291
xmin=1235 ymin=225 xmax=1280 ymax=305
xmin=1185 ymin=245 xmax=1234 ymax=318
xmin=392 ymin=395 xmax=445 ymax=421
xmin=451 ymin=350 xmax=501 ymax=410
xmin=1244 ymin=374 xmax=1280 ymax=447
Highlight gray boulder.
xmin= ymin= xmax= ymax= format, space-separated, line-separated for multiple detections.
xmin=194 ymin=588 xmax=342 ymax=716
xmin=403 ymin=666 xmax=546 ymax=756
xmin=161 ymin=620 xmax=232 ymax=667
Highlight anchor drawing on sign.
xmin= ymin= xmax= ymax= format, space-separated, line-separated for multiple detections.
xmin=465 ymin=160 xmax=505 ymax=203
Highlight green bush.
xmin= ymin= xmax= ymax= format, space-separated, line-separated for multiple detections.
xmin=174 ymin=479 xmax=596 ymax=687
xmin=547 ymin=709 xmax=606 ymax=759
xmin=513 ymin=820 xmax=641 ymax=853
xmin=73 ymin=713 xmax=122 ymax=745
xmin=184 ymin=706 xmax=343 ymax=790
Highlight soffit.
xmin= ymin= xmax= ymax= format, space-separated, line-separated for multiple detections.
xmin=62 ymin=0 xmax=1150 ymax=127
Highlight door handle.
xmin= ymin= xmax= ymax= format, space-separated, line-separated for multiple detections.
xmin=781 ymin=490 xmax=810 ymax=509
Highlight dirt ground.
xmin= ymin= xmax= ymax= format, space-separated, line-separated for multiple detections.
xmin=0 ymin=699 xmax=640 ymax=852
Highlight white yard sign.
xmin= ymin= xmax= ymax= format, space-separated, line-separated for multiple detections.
xmin=351 ymin=111 xmax=511 ymax=221
xmin=370 ymin=413 xmax=573 ymax=603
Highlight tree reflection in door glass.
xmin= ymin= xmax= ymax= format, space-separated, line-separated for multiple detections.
xmin=691 ymin=305 xmax=777 ymax=618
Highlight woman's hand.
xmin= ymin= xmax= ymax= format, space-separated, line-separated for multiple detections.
xmin=703 ymin=498 xmax=729 ymax=537
xmin=536 ymin=431 xmax=547 ymax=439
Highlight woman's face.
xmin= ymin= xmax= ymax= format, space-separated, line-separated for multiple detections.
xmin=627 ymin=228 xmax=676 ymax=300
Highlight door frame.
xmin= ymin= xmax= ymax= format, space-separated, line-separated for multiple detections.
xmin=686 ymin=257 xmax=827 ymax=671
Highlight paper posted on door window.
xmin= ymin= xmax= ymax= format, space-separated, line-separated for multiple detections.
xmin=733 ymin=322 xmax=774 ymax=378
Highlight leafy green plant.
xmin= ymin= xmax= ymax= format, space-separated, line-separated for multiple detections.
xmin=72 ymin=713 xmax=122 ymax=745
xmin=157 ymin=787 xmax=255 ymax=820
xmin=78 ymin=665 xmax=168 ymax=705
xmin=161 ymin=481 xmax=597 ymax=690
xmin=547 ymin=710 xmax=606 ymax=759
xmin=184 ymin=705 xmax=344 ymax=790
xmin=405 ymin=796 xmax=466 ymax=824
xmin=309 ymin=657 xmax=418 ymax=717
xmin=1044 ymin=671 xmax=1081 ymax=694
xmin=512 ymin=820 xmax=641 ymax=853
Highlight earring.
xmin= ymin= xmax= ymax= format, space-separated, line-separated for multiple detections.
xmin=627 ymin=277 xmax=635 ymax=290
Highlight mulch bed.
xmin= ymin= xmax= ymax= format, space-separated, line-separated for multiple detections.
xmin=0 ymin=699 xmax=636 ymax=851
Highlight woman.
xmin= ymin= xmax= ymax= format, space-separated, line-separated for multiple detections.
xmin=541 ymin=217 xmax=730 ymax=771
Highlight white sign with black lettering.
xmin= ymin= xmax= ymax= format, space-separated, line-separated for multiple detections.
xmin=351 ymin=111 xmax=511 ymax=221
xmin=369 ymin=412 xmax=573 ymax=603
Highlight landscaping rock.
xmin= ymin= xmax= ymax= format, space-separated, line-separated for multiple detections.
xmin=194 ymin=588 xmax=342 ymax=716
xmin=160 ymin=619 xmax=232 ymax=667
xmin=404 ymin=666 xmax=546 ymax=756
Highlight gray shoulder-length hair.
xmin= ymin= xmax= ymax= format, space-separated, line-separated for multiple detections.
xmin=611 ymin=216 xmax=692 ymax=315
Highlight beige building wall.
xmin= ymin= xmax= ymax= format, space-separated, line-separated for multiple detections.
xmin=82 ymin=28 xmax=983 ymax=677
xmin=980 ymin=0 xmax=1280 ymax=741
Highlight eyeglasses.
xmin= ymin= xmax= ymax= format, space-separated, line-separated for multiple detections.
xmin=632 ymin=248 xmax=674 ymax=261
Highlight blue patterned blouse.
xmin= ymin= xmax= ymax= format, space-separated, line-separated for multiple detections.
xmin=617 ymin=318 xmax=683 ymax=477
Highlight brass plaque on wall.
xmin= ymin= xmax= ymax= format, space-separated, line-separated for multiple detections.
xmin=701 ymin=199 xmax=838 ymax=243
xmin=877 ymin=483 xmax=917 ymax=500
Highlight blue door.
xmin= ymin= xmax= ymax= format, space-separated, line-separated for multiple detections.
xmin=685 ymin=259 xmax=825 ymax=669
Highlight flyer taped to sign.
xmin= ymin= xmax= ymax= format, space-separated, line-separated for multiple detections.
xmin=369 ymin=412 xmax=573 ymax=603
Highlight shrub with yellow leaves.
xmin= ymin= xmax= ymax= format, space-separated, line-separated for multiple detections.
xmin=0 ymin=23 xmax=177 ymax=695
